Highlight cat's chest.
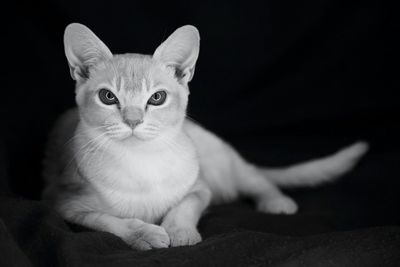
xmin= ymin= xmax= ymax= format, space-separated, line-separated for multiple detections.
xmin=89 ymin=141 xmax=199 ymax=222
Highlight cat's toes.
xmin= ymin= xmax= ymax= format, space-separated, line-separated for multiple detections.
xmin=257 ymin=196 xmax=298 ymax=214
xmin=164 ymin=225 xmax=202 ymax=247
xmin=125 ymin=223 xmax=170 ymax=250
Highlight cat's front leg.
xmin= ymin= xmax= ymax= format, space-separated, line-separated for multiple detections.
xmin=161 ymin=180 xmax=211 ymax=247
xmin=122 ymin=218 xmax=170 ymax=250
xmin=59 ymin=204 xmax=170 ymax=250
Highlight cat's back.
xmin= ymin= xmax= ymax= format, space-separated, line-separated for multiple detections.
xmin=42 ymin=108 xmax=79 ymax=184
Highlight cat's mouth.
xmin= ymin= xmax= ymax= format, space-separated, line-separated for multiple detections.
xmin=132 ymin=128 xmax=157 ymax=141
xmin=106 ymin=123 xmax=158 ymax=142
xmin=116 ymin=128 xmax=157 ymax=142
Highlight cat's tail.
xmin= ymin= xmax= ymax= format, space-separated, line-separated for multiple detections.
xmin=260 ymin=141 xmax=369 ymax=187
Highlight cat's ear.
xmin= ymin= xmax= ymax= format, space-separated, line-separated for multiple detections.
xmin=64 ymin=23 xmax=112 ymax=81
xmin=153 ymin=25 xmax=200 ymax=84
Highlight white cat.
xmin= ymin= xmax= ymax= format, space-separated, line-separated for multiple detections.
xmin=42 ymin=23 xmax=368 ymax=250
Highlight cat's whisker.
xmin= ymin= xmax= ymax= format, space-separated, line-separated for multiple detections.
xmin=75 ymin=135 xmax=110 ymax=175
xmin=86 ymin=137 xmax=111 ymax=173
xmin=95 ymin=140 xmax=115 ymax=181
xmin=105 ymin=124 xmax=121 ymax=130
xmin=107 ymin=129 xmax=131 ymax=139
xmin=61 ymin=125 xmax=108 ymax=149
xmin=145 ymin=123 xmax=159 ymax=128
xmin=143 ymin=126 xmax=159 ymax=131
xmin=65 ymin=132 xmax=109 ymax=172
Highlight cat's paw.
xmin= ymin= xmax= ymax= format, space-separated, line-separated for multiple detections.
xmin=257 ymin=196 xmax=298 ymax=214
xmin=125 ymin=223 xmax=170 ymax=250
xmin=164 ymin=225 xmax=202 ymax=247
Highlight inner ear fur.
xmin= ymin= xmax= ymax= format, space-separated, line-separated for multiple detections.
xmin=153 ymin=25 xmax=200 ymax=83
xmin=64 ymin=23 xmax=113 ymax=81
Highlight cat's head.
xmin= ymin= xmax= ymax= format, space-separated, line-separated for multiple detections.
xmin=64 ymin=23 xmax=199 ymax=141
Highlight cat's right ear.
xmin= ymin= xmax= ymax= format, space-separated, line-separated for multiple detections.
xmin=64 ymin=23 xmax=112 ymax=81
xmin=153 ymin=25 xmax=200 ymax=84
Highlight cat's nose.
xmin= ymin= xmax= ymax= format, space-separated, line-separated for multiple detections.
xmin=123 ymin=107 xmax=144 ymax=128
xmin=125 ymin=118 xmax=143 ymax=128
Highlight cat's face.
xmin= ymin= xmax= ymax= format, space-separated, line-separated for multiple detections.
xmin=64 ymin=24 xmax=199 ymax=142
xmin=76 ymin=55 xmax=189 ymax=141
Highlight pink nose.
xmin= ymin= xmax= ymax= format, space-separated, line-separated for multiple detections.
xmin=124 ymin=118 xmax=143 ymax=128
xmin=122 ymin=107 xmax=144 ymax=128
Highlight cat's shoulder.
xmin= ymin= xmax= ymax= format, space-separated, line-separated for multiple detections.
xmin=183 ymin=118 xmax=208 ymax=137
xmin=183 ymin=118 xmax=224 ymax=148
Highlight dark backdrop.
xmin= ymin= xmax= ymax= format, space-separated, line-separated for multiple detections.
xmin=0 ymin=0 xmax=399 ymax=266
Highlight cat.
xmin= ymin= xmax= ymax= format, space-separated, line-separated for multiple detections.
xmin=42 ymin=23 xmax=369 ymax=250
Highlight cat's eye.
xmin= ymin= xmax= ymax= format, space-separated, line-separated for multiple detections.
xmin=148 ymin=91 xmax=167 ymax=106
xmin=99 ymin=89 xmax=119 ymax=105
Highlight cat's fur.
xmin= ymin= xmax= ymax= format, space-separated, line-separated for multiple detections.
xmin=43 ymin=23 xmax=369 ymax=250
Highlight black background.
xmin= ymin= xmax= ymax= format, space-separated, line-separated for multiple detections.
xmin=0 ymin=0 xmax=399 ymax=266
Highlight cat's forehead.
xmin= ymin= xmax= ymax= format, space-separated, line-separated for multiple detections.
xmin=91 ymin=54 xmax=168 ymax=91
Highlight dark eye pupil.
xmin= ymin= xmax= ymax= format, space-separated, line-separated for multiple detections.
xmin=153 ymin=93 xmax=161 ymax=101
xmin=106 ymin=91 xmax=114 ymax=100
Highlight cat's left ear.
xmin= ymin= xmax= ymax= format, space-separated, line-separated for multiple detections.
xmin=153 ymin=25 xmax=200 ymax=84
xmin=64 ymin=23 xmax=113 ymax=82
